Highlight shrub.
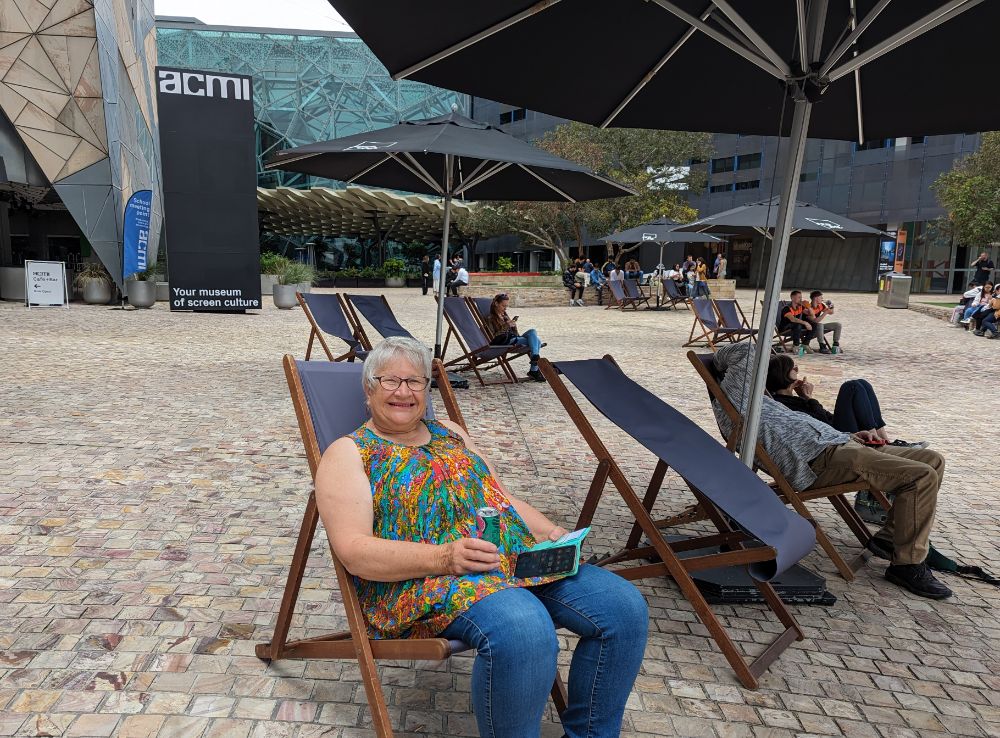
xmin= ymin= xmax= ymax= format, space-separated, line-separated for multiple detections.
xmin=337 ymin=267 xmax=359 ymax=278
xmin=382 ymin=258 xmax=407 ymax=278
xmin=358 ymin=266 xmax=382 ymax=279
xmin=496 ymin=256 xmax=514 ymax=272
xmin=279 ymin=262 xmax=316 ymax=286
xmin=260 ymin=252 xmax=290 ymax=275
xmin=73 ymin=262 xmax=112 ymax=289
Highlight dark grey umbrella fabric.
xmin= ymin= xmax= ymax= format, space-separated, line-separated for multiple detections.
xmin=601 ymin=217 xmax=723 ymax=244
xmin=676 ymin=198 xmax=885 ymax=237
xmin=266 ymin=111 xmax=634 ymax=202
xmin=554 ymin=358 xmax=816 ymax=580
xmin=330 ymin=1 xmax=999 ymax=141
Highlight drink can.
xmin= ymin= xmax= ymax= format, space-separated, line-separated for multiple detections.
xmin=477 ymin=506 xmax=501 ymax=546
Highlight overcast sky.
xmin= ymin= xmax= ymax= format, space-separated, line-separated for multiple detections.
xmin=154 ymin=0 xmax=351 ymax=31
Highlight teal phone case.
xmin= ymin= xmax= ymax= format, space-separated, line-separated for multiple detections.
xmin=525 ymin=526 xmax=591 ymax=577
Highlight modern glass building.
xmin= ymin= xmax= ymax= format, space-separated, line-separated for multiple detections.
xmin=156 ymin=19 xmax=469 ymax=190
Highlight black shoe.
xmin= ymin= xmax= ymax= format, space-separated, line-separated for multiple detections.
xmin=818 ymin=345 xmax=832 ymax=354
xmin=889 ymin=439 xmax=930 ymax=449
xmin=866 ymin=536 xmax=894 ymax=561
xmin=885 ymin=562 xmax=952 ymax=599
xmin=526 ymin=369 xmax=546 ymax=383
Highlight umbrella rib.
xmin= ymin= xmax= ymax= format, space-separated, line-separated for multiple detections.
xmin=393 ymin=0 xmax=564 ymax=80
xmin=263 ymin=152 xmax=320 ymax=169
xmin=648 ymin=0 xmax=785 ymax=79
xmin=601 ymin=4 xmax=714 ymax=128
xmin=396 ymin=152 xmax=445 ymax=194
xmin=850 ymin=1 xmax=865 ymax=145
xmin=517 ymin=164 xmax=577 ymax=202
xmin=828 ymin=0 xmax=983 ymax=82
xmin=818 ymin=0 xmax=892 ymax=76
xmin=457 ymin=159 xmax=491 ymax=191
xmin=710 ymin=0 xmax=791 ymax=75
xmin=345 ymin=154 xmax=392 ymax=184
xmin=453 ymin=162 xmax=511 ymax=195
xmin=795 ymin=0 xmax=808 ymax=70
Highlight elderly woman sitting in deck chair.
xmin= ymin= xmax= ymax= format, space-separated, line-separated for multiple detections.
xmin=314 ymin=337 xmax=648 ymax=738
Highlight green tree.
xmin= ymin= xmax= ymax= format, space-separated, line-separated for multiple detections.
xmin=932 ymin=131 xmax=1000 ymax=244
xmin=461 ymin=122 xmax=712 ymax=265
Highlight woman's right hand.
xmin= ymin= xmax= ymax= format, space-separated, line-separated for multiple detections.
xmin=438 ymin=538 xmax=501 ymax=575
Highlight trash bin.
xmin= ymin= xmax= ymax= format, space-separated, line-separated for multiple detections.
xmin=877 ymin=272 xmax=911 ymax=309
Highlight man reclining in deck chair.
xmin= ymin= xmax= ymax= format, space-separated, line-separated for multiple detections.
xmin=713 ymin=341 xmax=952 ymax=600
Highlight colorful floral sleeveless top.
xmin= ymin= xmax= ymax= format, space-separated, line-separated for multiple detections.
xmin=349 ymin=419 xmax=557 ymax=639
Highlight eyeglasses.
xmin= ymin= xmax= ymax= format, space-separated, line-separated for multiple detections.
xmin=373 ymin=376 xmax=430 ymax=391
xmin=495 ymin=293 xmax=509 ymax=301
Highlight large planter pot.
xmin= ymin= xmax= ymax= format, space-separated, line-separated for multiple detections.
xmin=273 ymin=283 xmax=299 ymax=309
xmin=82 ymin=280 xmax=112 ymax=305
xmin=385 ymin=276 xmax=405 ymax=288
xmin=127 ymin=280 xmax=156 ymax=308
xmin=156 ymin=281 xmax=169 ymax=301
xmin=358 ymin=278 xmax=383 ymax=288
xmin=260 ymin=274 xmax=280 ymax=295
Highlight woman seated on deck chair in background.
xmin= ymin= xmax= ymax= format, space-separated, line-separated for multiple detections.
xmin=486 ymin=293 xmax=547 ymax=382
xmin=314 ymin=337 xmax=648 ymax=738
xmin=766 ymin=354 xmax=928 ymax=448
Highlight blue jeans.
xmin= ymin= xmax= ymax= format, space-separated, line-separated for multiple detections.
xmin=963 ymin=304 xmax=982 ymax=320
xmin=441 ymin=564 xmax=648 ymax=738
xmin=510 ymin=329 xmax=542 ymax=370
xmin=693 ymin=281 xmax=710 ymax=297
xmin=832 ymin=379 xmax=885 ymax=433
xmin=983 ymin=312 xmax=998 ymax=334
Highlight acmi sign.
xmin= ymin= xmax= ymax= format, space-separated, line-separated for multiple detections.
xmin=158 ymin=70 xmax=251 ymax=101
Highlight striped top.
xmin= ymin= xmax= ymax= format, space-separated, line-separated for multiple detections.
xmin=712 ymin=342 xmax=850 ymax=490
xmin=348 ymin=419 xmax=559 ymax=639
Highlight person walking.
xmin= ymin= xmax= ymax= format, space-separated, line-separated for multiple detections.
xmin=421 ymin=255 xmax=431 ymax=296
xmin=432 ymin=256 xmax=442 ymax=295
xmin=717 ymin=253 xmax=728 ymax=280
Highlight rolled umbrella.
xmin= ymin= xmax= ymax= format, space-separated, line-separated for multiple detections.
xmin=329 ymin=0 xmax=998 ymax=463
xmin=266 ymin=111 xmax=635 ymax=359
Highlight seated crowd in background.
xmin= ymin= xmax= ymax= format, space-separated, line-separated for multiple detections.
xmin=950 ymin=280 xmax=999 ymax=338
xmin=779 ymin=289 xmax=844 ymax=354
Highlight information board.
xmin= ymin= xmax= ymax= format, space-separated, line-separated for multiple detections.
xmin=156 ymin=67 xmax=262 ymax=312
xmin=24 ymin=260 xmax=68 ymax=308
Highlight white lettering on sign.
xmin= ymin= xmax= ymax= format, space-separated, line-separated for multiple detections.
xmin=158 ymin=70 xmax=251 ymax=101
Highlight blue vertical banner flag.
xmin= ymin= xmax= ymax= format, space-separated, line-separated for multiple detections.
xmin=123 ymin=190 xmax=153 ymax=280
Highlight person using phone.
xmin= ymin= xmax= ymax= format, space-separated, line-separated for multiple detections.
xmin=806 ymin=290 xmax=843 ymax=354
xmin=486 ymin=293 xmax=546 ymax=381
xmin=315 ymin=337 xmax=648 ymax=738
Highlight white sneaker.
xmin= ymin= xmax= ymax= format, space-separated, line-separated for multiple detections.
xmin=569 ymin=300 xmax=575 ymax=306
xmin=575 ymin=299 xmax=584 ymax=306
xmin=960 ymin=318 xmax=972 ymax=324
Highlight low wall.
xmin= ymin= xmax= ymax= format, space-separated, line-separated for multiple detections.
xmin=908 ymin=302 xmax=952 ymax=322
xmin=706 ymin=279 xmax=736 ymax=299
xmin=463 ymin=284 xmax=575 ymax=307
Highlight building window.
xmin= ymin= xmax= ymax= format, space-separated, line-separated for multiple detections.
xmin=910 ymin=135 xmax=926 ymax=145
xmin=499 ymin=107 xmax=527 ymax=125
xmin=854 ymin=138 xmax=891 ymax=151
xmin=709 ymin=183 xmax=733 ymax=193
xmin=799 ymin=171 xmax=818 ymax=182
xmin=736 ymin=152 xmax=761 ymax=170
xmin=734 ymin=179 xmax=760 ymax=191
xmin=711 ymin=156 xmax=735 ymax=173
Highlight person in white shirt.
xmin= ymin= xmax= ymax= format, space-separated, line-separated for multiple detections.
xmin=608 ymin=266 xmax=624 ymax=282
xmin=448 ymin=265 xmax=470 ymax=295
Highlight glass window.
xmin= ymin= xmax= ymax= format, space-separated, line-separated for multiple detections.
xmin=499 ymin=108 xmax=527 ymax=125
xmin=711 ymin=156 xmax=735 ymax=173
xmin=710 ymin=183 xmax=733 ymax=193
xmin=734 ymin=179 xmax=760 ymax=191
xmin=799 ymin=171 xmax=818 ymax=182
xmin=736 ymin=152 xmax=761 ymax=170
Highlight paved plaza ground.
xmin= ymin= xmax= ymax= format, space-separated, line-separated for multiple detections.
xmin=1 ymin=289 xmax=998 ymax=738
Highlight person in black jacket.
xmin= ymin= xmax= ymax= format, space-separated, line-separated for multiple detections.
xmin=765 ymin=354 xmax=926 ymax=448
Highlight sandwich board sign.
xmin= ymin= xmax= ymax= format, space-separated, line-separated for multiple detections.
xmin=24 ymin=260 xmax=69 ymax=308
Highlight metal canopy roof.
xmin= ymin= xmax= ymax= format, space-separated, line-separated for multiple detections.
xmin=257 ymin=186 xmax=472 ymax=240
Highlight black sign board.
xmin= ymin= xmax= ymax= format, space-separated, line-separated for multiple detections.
xmin=157 ymin=66 xmax=261 ymax=311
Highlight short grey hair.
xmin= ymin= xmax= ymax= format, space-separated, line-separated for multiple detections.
xmin=361 ymin=336 xmax=433 ymax=389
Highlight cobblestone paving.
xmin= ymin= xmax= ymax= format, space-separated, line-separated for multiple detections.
xmin=1 ymin=289 xmax=998 ymax=738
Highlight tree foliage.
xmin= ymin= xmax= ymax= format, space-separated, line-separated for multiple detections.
xmin=932 ymin=132 xmax=1000 ymax=245
xmin=458 ymin=122 xmax=712 ymax=264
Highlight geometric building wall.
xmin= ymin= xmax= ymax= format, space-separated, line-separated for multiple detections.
xmin=156 ymin=20 xmax=468 ymax=190
xmin=0 ymin=0 xmax=162 ymax=286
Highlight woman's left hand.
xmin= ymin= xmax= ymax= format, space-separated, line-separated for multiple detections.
xmin=547 ymin=526 xmax=570 ymax=542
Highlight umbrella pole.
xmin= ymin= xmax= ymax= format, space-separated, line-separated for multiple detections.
xmin=433 ymin=158 xmax=454 ymax=359
xmin=738 ymin=97 xmax=812 ymax=467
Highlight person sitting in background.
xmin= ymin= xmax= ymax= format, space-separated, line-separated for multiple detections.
xmin=574 ymin=264 xmax=588 ymax=303
xmin=950 ymin=281 xmax=984 ymax=325
xmin=589 ymin=265 xmax=607 ymax=305
xmin=686 ymin=265 xmax=698 ymax=295
xmin=972 ymin=293 xmax=1000 ymax=338
xmin=624 ymin=258 xmax=642 ymax=281
xmin=315 ymin=337 xmax=648 ymax=738
xmin=778 ymin=290 xmax=814 ymax=352
xmin=806 ymin=290 xmax=843 ymax=354
xmin=714 ymin=341 xmax=951 ymax=599
xmin=609 ymin=264 xmax=625 ymax=282
xmin=960 ymin=282 xmax=994 ymax=327
xmin=563 ymin=264 xmax=584 ymax=306
xmin=682 ymin=254 xmax=696 ymax=275
xmin=447 ymin=264 xmax=469 ymax=296
xmin=766 ymin=354 xmax=927 ymax=447
xmin=486 ymin=293 xmax=546 ymax=381
xmin=666 ymin=263 xmax=687 ymax=295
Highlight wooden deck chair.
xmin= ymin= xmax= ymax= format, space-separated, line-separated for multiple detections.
xmin=342 ymin=294 xmax=415 ymax=350
xmin=466 ymin=296 xmax=493 ymax=333
xmin=687 ymin=350 xmax=891 ymax=581
xmin=537 ymin=355 xmax=814 ymax=689
xmin=257 ymin=357 xmax=567 ymax=736
xmin=623 ymin=279 xmax=652 ymax=309
xmin=441 ymin=296 xmax=529 ymax=385
xmin=606 ymin=279 xmax=640 ymax=310
xmin=714 ymin=299 xmax=759 ymax=343
xmin=298 ymin=292 xmax=368 ymax=361
xmin=684 ymin=298 xmax=756 ymax=351
xmin=660 ymin=278 xmax=690 ymax=310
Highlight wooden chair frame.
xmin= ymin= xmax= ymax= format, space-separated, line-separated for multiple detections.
xmin=464 ymin=296 xmax=493 ymax=334
xmin=605 ymin=279 xmax=640 ymax=310
xmin=298 ymin=292 xmax=366 ymax=362
xmin=440 ymin=297 xmax=529 ymax=386
xmin=537 ymin=355 xmax=804 ymax=690
xmin=713 ymin=298 xmax=757 ymax=341
xmin=257 ymin=357 xmax=566 ymax=737
xmin=684 ymin=298 xmax=755 ymax=351
xmin=660 ymin=278 xmax=691 ymax=310
xmin=686 ymin=350 xmax=892 ymax=581
xmin=338 ymin=293 xmax=376 ymax=351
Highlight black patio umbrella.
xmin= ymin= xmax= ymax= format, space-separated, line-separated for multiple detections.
xmin=677 ymin=197 xmax=885 ymax=238
xmin=329 ymin=0 xmax=997 ymax=462
xmin=266 ymin=111 xmax=635 ymax=358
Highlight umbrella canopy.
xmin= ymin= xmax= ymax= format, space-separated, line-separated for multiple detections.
xmin=265 ymin=111 xmax=634 ymax=202
xmin=265 ymin=111 xmax=635 ymax=358
xmin=601 ymin=217 xmax=723 ymax=244
xmin=677 ymin=198 xmax=885 ymax=238
xmin=329 ymin=2 xmax=998 ymax=142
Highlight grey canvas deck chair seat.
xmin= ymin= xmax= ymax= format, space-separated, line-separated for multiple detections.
xmin=660 ymin=277 xmax=690 ymax=310
xmin=341 ymin=293 xmax=415 ymax=350
xmin=441 ymin=296 xmax=529 ymax=385
xmin=684 ymin=297 xmax=756 ymax=351
xmin=623 ymin=278 xmax=651 ymax=309
xmin=606 ymin=279 xmax=640 ymax=310
xmin=537 ymin=355 xmax=816 ymax=689
xmin=466 ymin=296 xmax=493 ymax=333
xmin=257 ymin=357 xmax=567 ymax=737
xmin=714 ymin=299 xmax=758 ymax=339
xmin=687 ymin=351 xmax=891 ymax=582
xmin=298 ymin=292 xmax=367 ymax=362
